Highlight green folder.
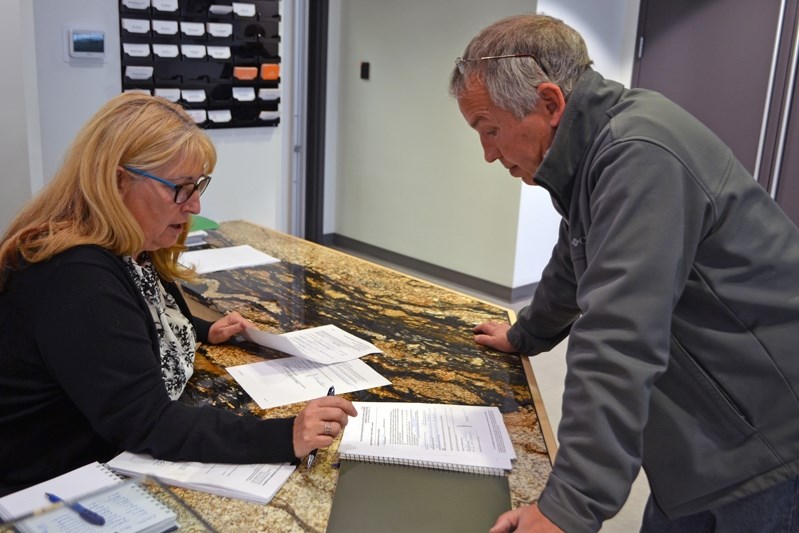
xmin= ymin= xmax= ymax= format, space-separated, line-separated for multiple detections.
xmin=190 ymin=215 xmax=219 ymax=232
xmin=326 ymin=461 xmax=511 ymax=533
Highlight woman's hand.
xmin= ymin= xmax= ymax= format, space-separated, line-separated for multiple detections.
xmin=473 ymin=321 xmax=517 ymax=353
xmin=207 ymin=311 xmax=252 ymax=344
xmin=292 ymin=396 xmax=358 ymax=459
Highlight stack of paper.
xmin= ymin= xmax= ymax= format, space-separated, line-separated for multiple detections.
xmin=228 ymin=324 xmax=391 ymax=408
xmin=107 ymin=453 xmax=296 ymax=505
xmin=337 ymin=402 xmax=516 ymax=476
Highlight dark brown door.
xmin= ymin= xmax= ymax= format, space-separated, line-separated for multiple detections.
xmin=632 ymin=0 xmax=782 ymax=174
xmin=632 ymin=0 xmax=799 ymax=226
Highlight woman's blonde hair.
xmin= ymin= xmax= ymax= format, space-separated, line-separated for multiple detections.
xmin=0 ymin=93 xmax=216 ymax=290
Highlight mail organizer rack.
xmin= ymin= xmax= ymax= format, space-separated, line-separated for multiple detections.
xmin=119 ymin=0 xmax=281 ymax=129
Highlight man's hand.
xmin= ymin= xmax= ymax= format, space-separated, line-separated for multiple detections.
xmin=489 ymin=504 xmax=564 ymax=533
xmin=473 ymin=321 xmax=517 ymax=353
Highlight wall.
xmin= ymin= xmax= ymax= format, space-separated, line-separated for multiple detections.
xmin=327 ymin=0 xmax=539 ymax=290
xmin=326 ymin=0 xmax=640 ymax=292
xmin=0 ymin=1 xmax=39 ymax=232
xmin=9 ymin=0 xmax=293 ymax=233
xmin=513 ymin=0 xmax=640 ymax=288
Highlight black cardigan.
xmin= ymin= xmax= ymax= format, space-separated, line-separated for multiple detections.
xmin=0 ymin=245 xmax=295 ymax=496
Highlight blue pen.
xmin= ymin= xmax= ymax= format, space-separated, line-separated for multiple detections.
xmin=306 ymin=386 xmax=336 ymax=469
xmin=45 ymin=492 xmax=105 ymax=526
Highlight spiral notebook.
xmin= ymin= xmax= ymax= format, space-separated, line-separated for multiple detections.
xmin=329 ymin=402 xmax=514 ymax=533
xmin=337 ymin=402 xmax=516 ymax=475
xmin=0 ymin=462 xmax=176 ymax=533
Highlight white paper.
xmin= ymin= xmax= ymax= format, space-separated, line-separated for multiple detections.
xmin=232 ymin=2 xmax=257 ymax=17
xmin=125 ymin=65 xmax=153 ymax=80
xmin=152 ymin=0 xmax=178 ymax=12
xmin=181 ymin=89 xmax=207 ymax=103
xmin=180 ymin=21 xmax=205 ymax=36
xmin=179 ymin=244 xmax=279 ymax=273
xmin=121 ymin=18 xmax=150 ymax=34
xmin=206 ymin=22 xmax=233 ymax=37
xmin=207 ymin=45 xmax=231 ymax=59
xmin=243 ymin=324 xmax=381 ymax=364
xmin=209 ymin=5 xmax=234 ymax=15
xmin=181 ymin=44 xmax=206 ymax=59
xmin=152 ymin=44 xmax=179 ymax=58
xmin=186 ymin=109 xmax=207 ymax=124
xmin=339 ymin=402 xmax=516 ymax=472
xmin=122 ymin=43 xmax=150 ymax=57
xmin=259 ymin=111 xmax=280 ymax=121
xmin=154 ymin=88 xmax=180 ymax=102
xmin=152 ymin=19 xmax=179 ymax=35
xmin=233 ymin=87 xmax=256 ymax=102
xmin=122 ymin=0 xmax=150 ymax=9
xmin=107 ymin=453 xmax=295 ymax=505
xmin=227 ymin=357 xmax=391 ymax=409
xmin=259 ymin=88 xmax=281 ymax=101
xmin=208 ymin=109 xmax=232 ymax=123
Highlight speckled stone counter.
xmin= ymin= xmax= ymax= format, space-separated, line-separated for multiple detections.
xmin=174 ymin=220 xmax=553 ymax=532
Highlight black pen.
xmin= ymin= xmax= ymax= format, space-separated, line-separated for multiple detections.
xmin=306 ymin=385 xmax=336 ymax=469
xmin=45 ymin=492 xmax=106 ymax=526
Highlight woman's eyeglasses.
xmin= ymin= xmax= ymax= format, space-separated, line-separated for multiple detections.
xmin=123 ymin=166 xmax=212 ymax=204
xmin=455 ymin=53 xmax=550 ymax=77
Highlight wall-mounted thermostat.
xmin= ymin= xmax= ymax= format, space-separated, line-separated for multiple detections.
xmin=69 ymin=29 xmax=105 ymax=58
xmin=67 ymin=29 xmax=105 ymax=59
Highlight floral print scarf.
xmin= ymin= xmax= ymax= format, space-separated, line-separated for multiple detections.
xmin=122 ymin=254 xmax=196 ymax=400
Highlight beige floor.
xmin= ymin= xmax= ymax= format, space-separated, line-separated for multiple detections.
xmin=336 ymin=247 xmax=650 ymax=532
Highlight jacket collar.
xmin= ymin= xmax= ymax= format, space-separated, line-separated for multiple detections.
xmin=533 ymin=69 xmax=626 ymax=216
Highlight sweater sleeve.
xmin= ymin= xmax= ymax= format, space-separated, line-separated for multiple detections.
xmin=29 ymin=248 xmax=297 ymax=464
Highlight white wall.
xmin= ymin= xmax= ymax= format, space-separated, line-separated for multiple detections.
xmin=0 ymin=1 xmax=39 ymax=232
xmin=512 ymin=0 xmax=640 ymax=288
xmin=327 ymin=1 xmax=640 ymax=291
xmin=18 ymin=0 xmax=291 ymax=232
xmin=327 ymin=0 xmax=537 ymax=289
xmin=537 ymin=0 xmax=639 ymax=85
xmin=4 ymin=0 xmax=640 ymax=289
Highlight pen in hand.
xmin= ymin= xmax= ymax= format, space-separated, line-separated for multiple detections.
xmin=45 ymin=492 xmax=106 ymax=526
xmin=306 ymin=385 xmax=336 ymax=469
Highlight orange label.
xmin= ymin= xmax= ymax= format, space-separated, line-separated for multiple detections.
xmin=233 ymin=66 xmax=258 ymax=80
xmin=260 ymin=64 xmax=280 ymax=80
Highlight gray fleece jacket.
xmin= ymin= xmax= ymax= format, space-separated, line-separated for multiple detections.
xmin=508 ymin=69 xmax=799 ymax=533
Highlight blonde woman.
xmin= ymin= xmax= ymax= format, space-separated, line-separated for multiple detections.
xmin=0 ymin=93 xmax=355 ymax=496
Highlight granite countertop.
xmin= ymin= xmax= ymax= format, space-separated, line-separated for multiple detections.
xmin=173 ymin=220 xmax=553 ymax=532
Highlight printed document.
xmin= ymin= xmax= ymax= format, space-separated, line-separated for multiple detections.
xmin=179 ymin=244 xmax=279 ymax=273
xmin=242 ymin=324 xmax=382 ymax=364
xmin=228 ymin=357 xmax=390 ymax=409
xmin=107 ymin=452 xmax=295 ymax=505
xmin=338 ymin=402 xmax=516 ymax=473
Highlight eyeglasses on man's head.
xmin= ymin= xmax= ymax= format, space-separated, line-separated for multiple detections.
xmin=122 ymin=165 xmax=212 ymax=204
xmin=455 ymin=53 xmax=550 ymax=78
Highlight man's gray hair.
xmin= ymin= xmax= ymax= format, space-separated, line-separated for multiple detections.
xmin=449 ymin=14 xmax=592 ymax=119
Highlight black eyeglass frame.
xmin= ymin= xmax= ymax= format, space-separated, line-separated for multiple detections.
xmin=122 ymin=166 xmax=212 ymax=205
xmin=455 ymin=53 xmax=550 ymax=78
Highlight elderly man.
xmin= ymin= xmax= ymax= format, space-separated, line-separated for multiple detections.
xmin=450 ymin=13 xmax=799 ymax=533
